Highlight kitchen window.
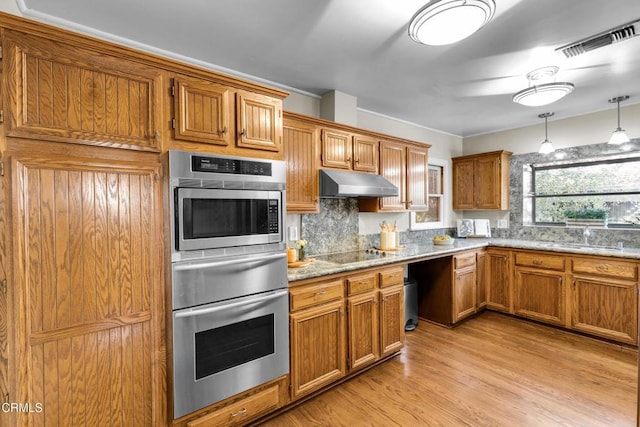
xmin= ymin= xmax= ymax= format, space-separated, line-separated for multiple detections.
xmin=410 ymin=163 xmax=444 ymax=229
xmin=530 ymin=156 xmax=640 ymax=227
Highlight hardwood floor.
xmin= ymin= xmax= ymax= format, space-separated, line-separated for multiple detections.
xmin=261 ymin=311 xmax=637 ymax=426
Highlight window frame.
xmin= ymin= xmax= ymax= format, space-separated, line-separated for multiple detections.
xmin=531 ymin=156 xmax=640 ymax=227
xmin=410 ymin=160 xmax=446 ymax=230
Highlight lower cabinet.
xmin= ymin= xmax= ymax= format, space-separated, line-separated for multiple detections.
xmin=476 ymin=250 xmax=487 ymax=309
xmin=496 ymin=249 xmax=638 ymax=346
xmin=378 ymin=267 xmax=405 ymax=356
xmin=289 ymin=279 xmax=347 ymax=399
xmin=486 ymin=248 xmax=512 ymax=313
xmin=570 ymin=256 xmax=638 ymax=345
xmin=513 ymin=251 xmax=567 ymax=326
xmin=182 ymin=378 xmax=288 ymax=427
xmin=514 ymin=268 xmax=566 ymax=326
xmin=410 ymin=250 xmax=481 ymax=326
xmin=289 ymin=265 xmax=406 ymax=401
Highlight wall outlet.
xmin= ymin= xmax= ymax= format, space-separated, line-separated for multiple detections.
xmin=288 ymin=226 xmax=299 ymax=241
xmin=497 ymin=219 xmax=509 ymax=229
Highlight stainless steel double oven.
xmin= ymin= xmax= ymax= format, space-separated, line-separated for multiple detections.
xmin=169 ymin=150 xmax=288 ymax=419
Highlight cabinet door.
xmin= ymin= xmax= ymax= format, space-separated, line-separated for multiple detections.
xmin=236 ymin=91 xmax=282 ymax=151
xmin=453 ymin=267 xmax=477 ymax=323
xmin=406 ymin=145 xmax=429 ymax=211
xmin=514 ymin=268 xmax=565 ymax=326
xmin=12 ymin=155 xmax=164 ymax=426
xmin=571 ymin=276 xmax=638 ymax=345
xmin=476 ymin=251 xmax=487 ymax=309
xmin=475 ymin=155 xmax=503 ymax=209
xmin=379 ymin=285 xmax=404 ymax=356
xmin=378 ymin=141 xmax=407 ymax=211
xmin=352 ymin=135 xmax=378 ymax=173
xmin=486 ymin=250 xmax=511 ymax=312
xmin=321 ymin=129 xmax=352 ymax=169
xmin=173 ymin=77 xmax=233 ymax=146
xmin=347 ymin=292 xmax=379 ymax=371
xmin=4 ymin=30 xmax=161 ymax=152
xmin=290 ymin=300 xmax=346 ymax=399
xmin=283 ymin=118 xmax=319 ymax=213
xmin=452 ymin=158 xmax=475 ymax=210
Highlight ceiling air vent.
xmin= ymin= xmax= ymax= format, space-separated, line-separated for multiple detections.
xmin=557 ymin=19 xmax=639 ymax=58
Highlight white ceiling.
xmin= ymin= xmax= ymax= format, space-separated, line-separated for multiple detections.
xmin=16 ymin=0 xmax=640 ymax=137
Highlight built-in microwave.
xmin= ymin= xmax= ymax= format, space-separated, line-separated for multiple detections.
xmin=169 ymin=150 xmax=287 ymax=260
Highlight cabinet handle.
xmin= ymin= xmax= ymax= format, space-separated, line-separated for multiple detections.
xmin=217 ymin=126 xmax=227 ymax=135
xmin=532 ymin=259 xmax=543 ymax=266
xmin=231 ymin=408 xmax=247 ymax=417
xmin=595 ymin=264 xmax=608 ymax=272
xmin=240 ymin=128 xmax=246 ymax=136
xmin=316 ymin=290 xmax=327 ymax=296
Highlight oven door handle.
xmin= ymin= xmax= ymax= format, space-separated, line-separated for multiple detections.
xmin=174 ymin=289 xmax=287 ymax=319
xmin=173 ymin=252 xmax=286 ymax=271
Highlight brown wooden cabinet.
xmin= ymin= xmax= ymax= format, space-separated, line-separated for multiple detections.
xmin=570 ymin=256 xmax=638 ymax=345
xmin=172 ymin=77 xmax=234 ymax=146
xmin=289 ymin=279 xmax=346 ymax=399
xmin=452 ymin=150 xmax=512 ymax=210
xmin=352 ymin=134 xmax=379 ymax=173
xmin=485 ymin=248 xmax=512 ymax=312
xmin=359 ymin=141 xmax=429 ymax=212
xmin=346 ymin=272 xmax=379 ymax=371
xmin=476 ymin=250 xmax=487 ymax=309
xmin=172 ymin=78 xmax=283 ymax=153
xmin=320 ymin=130 xmax=379 ymax=173
xmin=4 ymin=29 xmax=162 ymax=152
xmin=453 ymin=253 xmax=478 ymax=323
xmin=410 ymin=251 xmax=481 ymax=326
xmin=513 ymin=251 xmax=566 ymax=326
xmin=378 ymin=267 xmax=405 ymax=356
xmin=283 ymin=115 xmax=319 ymax=213
xmin=10 ymin=154 xmax=165 ymax=426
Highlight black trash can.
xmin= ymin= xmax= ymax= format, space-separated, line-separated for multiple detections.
xmin=404 ymin=279 xmax=418 ymax=331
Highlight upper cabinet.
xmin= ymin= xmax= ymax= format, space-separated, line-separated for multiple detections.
xmin=283 ymin=114 xmax=319 ymax=213
xmin=452 ymin=150 xmax=512 ymax=210
xmin=359 ymin=140 xmax=429 ymax=212
xmin=172 ymin=77 xmax=283 ymax=154
xmin=320 ymin=130 xmax=379 ymax=173
xmin=3 ymin=29 xmax=163 ymax=152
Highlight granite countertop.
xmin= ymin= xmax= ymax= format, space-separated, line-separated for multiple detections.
xmin=288 ymin=238 xmax=640 ymax=282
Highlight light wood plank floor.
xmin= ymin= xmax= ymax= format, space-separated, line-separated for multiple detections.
xmin=260 ymin=312 xmax=637 ymax=427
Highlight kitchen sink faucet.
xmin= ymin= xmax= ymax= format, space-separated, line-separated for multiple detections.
xmin=583 ymin=227 xmax=591 ymax=245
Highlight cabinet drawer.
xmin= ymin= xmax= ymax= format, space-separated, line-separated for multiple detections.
xmin=290 ymin=280 xmax=344 ymax=311
xmin=454 ymin=252 xmax=476 ymax=270
xmin=515 ymin=252 xmax=565 ymax=271
xmin=379 ymin=267 xmax=404 ymax=288
xmin=347 ymin=273 xmax=377 ymax=295
xmin=572 ymin=258 xmax=637 ymax=280
xmin=187 ymin=385 xmax=279 ymax=427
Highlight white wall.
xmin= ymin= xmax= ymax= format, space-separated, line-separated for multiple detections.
xmin=462 ymin=103 xmax=640 ymax=155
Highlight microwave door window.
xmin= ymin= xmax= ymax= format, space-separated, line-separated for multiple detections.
xmin=184 ymin=198 xmax=270 ymax=239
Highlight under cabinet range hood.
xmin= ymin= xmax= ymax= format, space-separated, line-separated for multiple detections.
xmin=319 ymin=169 xmax=398 ymax=198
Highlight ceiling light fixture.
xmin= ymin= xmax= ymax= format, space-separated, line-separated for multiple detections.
xmin=512 ymin=66 xmax=574 ymax=107
xmin=538 ymin=112 xmax=555 ymax=154
xmin=408 ymin=0 xmax=496 ymax=46
xmin=608 ymin=95 xmax=630 ymax=145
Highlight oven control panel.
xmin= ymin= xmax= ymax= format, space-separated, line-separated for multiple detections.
xmin=192 ymin=155 xmax=272 ymax=176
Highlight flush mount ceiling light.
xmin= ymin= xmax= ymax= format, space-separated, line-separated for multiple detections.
xmin=408 ymin=0 xmax=496 ymax=46
xmin=608 ymin=95 xmax=630 ymax=145
xmin=538 ymin=112 xmax=555 ymax=154
xmin=512 ymin=66 xmax=574 ymax=107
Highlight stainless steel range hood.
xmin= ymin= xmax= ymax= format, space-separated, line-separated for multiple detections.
xmin=319 ymin=169 xmax=398 ymax=198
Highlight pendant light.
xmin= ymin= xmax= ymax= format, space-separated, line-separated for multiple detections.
xmin=608 ymin=95 xmax=630 ymax=145
xmin=512 ymin=66 xmax=574 ymax=107
xmin=538 ymin=112 xmax=555 ymax=154
xmin=408 ymin=0 xmax=496 ymax=46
